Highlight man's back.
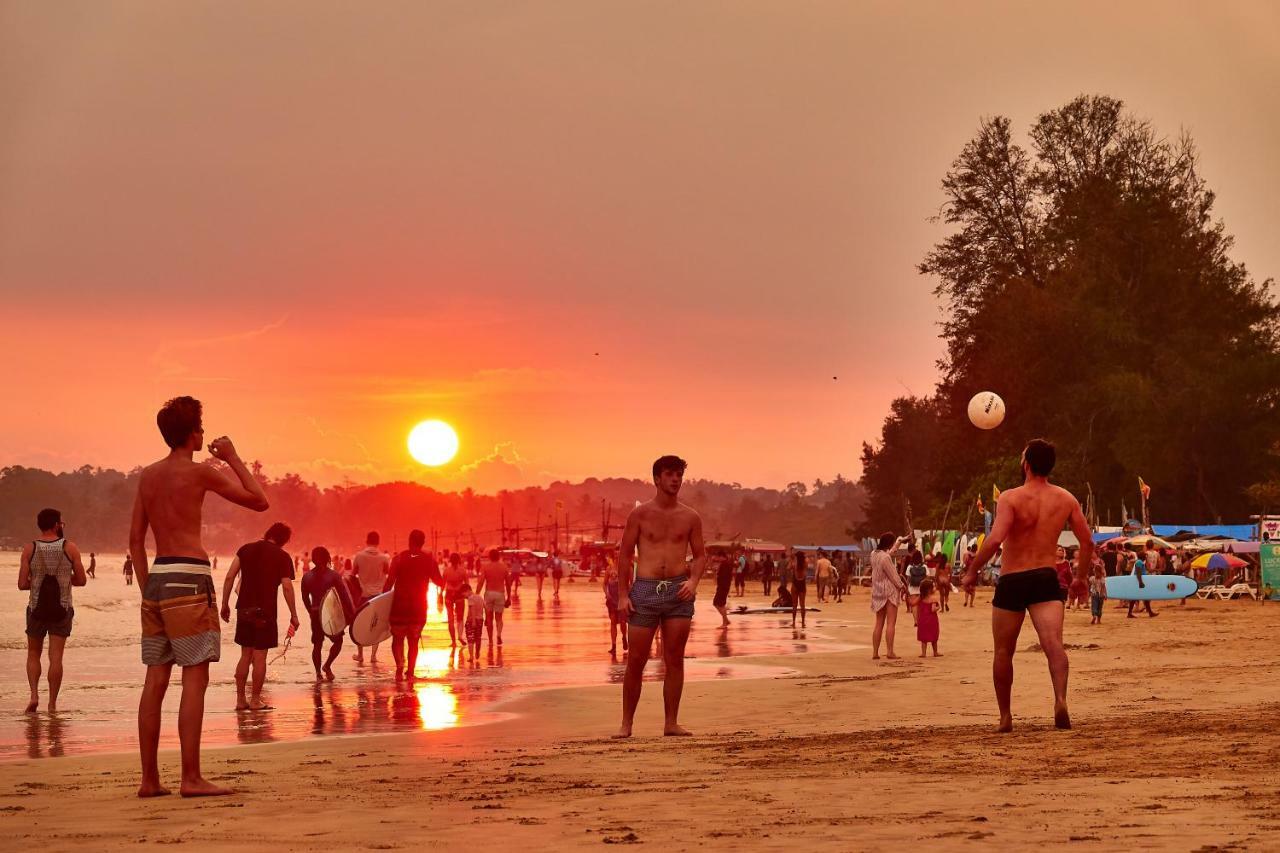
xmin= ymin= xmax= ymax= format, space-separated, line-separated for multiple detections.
xmin=997 ymin=481 xmax=1079 ymax=575
xmin=352 ymin=546 xmax=389 ymax=598
xmin=139 ymin=457 xmax=211 ymax=558
xmin=481 ymin=559 xmax=508 ymax=589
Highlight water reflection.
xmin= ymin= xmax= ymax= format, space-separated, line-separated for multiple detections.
xmin=413 ymin=683 xmax=459 ymax=730
xmin=24 ymin=713 xmax=66 ymax=759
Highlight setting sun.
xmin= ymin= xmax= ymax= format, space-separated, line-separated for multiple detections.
xmin=407 ymin=420 xmax=459 ymax=467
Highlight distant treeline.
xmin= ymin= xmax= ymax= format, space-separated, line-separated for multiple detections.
xmin=0 ymin=464 xmax=868 ymax=554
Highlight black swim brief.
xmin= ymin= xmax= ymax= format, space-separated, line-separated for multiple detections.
xmin=991 ymin=567 xmax=1066 ymax=612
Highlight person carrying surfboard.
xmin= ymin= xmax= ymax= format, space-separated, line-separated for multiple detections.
xmin=963 ymin=438 xmax=1093 ymax=733
xmin=300 ymin=546 xmax=355 ymax=681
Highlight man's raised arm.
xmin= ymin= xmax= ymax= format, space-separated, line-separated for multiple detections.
xmin=205 ymin=437 xmax=269 ymax=512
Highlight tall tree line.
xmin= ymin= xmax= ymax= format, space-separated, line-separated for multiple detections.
xmin=860 ymin=95 xmax=1280 ymax=533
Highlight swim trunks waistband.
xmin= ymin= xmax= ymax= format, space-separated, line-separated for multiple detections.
xmin=991 ymin=566 xmax=1064 ymax=612
xmin=150 ymin=557 xmax=212 ymax=576
xmin=632 ymin=575 xmax=689 ymax=593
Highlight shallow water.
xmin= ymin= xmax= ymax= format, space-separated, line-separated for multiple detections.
xmin=0 ymin=553 xmax=857 ymax=760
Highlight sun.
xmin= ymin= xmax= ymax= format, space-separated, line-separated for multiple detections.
xmin=407 ymin=420 xmax=459 ymax=467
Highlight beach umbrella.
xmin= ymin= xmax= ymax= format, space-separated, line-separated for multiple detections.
xmin=1125 ymin=535 xmax=1173 ymax=550
xmin=1190 ymin=553 xmax=1247 ymax=571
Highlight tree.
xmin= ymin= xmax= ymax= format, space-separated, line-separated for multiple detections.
xmin=862 ymin=95 xmax=1280 ymax=527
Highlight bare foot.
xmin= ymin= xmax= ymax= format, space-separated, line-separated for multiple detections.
xmin=664 ymin=725 xmax=693 ymax=737
xmin=352 ymin=654 xmax=363 ymax=662
xmin=919 ymin=653 xmax=927 ymax=657
xmin=612 ymin=723 xmax=633 ymax=739
xmin=934 ymin=652 xmax=943 ymax=657
xmin=248 ymin=703 xmax=274 ymax=712
xmin=24 ymin=699 xmax=38 ymax=714
xmin=137 ymin=783 xmax=172 ymax=798
xmin=235 ymin=703 xmax=249 ymax=711
xmin=395 ymin=670 xmax=404 ymax=683
xmin=885 ymin=653 xmax=900 ymax=660
xmin=47 ymin=703 xmax=57 ymax=713
xmin=323 ymin=668 xmax=335 ymax=681
xmin=1054 ymin=702 xmax=1072 ymax=730
xmin=872 ymin=654 xmax=880 ymax=660
xmin=996 ymin=714 xmax=1014 ymax=733
xmin=180 ymin=778 xmax=233 ymax=797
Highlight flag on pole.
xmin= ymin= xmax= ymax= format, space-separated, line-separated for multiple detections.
xmin=992 ymin=484 xmax=1002 ymax=504
xmin=1121 ymin=498 xmax=1130 ymax=521
xmin=976 ymin=495 xmax=985 ymax=516
xmin=1138 ymin=478 xmax=1151 ymax=501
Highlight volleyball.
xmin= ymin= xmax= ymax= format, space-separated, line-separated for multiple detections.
xmin=967 ymin=392 xmax=1005 ymax=430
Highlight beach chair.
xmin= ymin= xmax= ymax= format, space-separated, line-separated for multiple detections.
xmin=1195 ymin=585 xmax=1220 ymax=600
xmin=1214 ymin=584 xmax=1257 ymax=600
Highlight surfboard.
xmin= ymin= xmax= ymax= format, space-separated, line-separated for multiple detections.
xmin=319 ymin=587 xmax=347 ymax=639
xmin=1105 ymin=574 xmax=1197 ymax=601
xmin=349 ymin=589 xmax=393 ymax=646
xmin=732 ymin=606 xmax=821 ymax=614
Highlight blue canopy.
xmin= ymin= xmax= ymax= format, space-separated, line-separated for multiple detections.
xmin=1094 ymin=524 xmax=1255 ymax=544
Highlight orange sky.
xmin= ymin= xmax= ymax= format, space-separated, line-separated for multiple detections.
xmin=2 ymin=2 xmax=1278 ymax=491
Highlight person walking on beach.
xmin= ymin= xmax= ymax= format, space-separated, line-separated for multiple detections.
xmin=300 ymin=546 xmax=354 ymax=681
xmin=478 ymin=549 xmax=510 ymax=649
xmin=712 ymin=552 xmax=733 ymax=628
xmin=220 ymin=522 xmax=299 ymax=711
xmin=464 ymin=583 xmax=485 ymax=664
xmin=87 ymin=552 xmax=96 ymax=580
xmin=1088 ymin=564 xmax=1107 ymax=625
xmin=1126 ymin=552 xmax=1157 ymax=618
xmin=603 ymin=557 xmax=628 ymax=655
xmin=132 ymin=396 xmax=270 ymax=796
xmin=936 ymin=553 xmax=953 ymax=612
xmin=123 ymin=554 xmax=134 ymax=585
xmin=963 ymin=438 xmax=1093 ymax=732
xmin=761 ymin=554 xmax=775 ymax=597
xmin=734 ymin=551 xmax=748 ymax=597
xmin=442 ymin=553 xmax=469 ymax=648
xmin=870 ymin=533 xmax=906 ymax=660
xmin=791 ymin=549 xmax=808 ymax=628
xmin=384 ymin=529 xmax=442 ymax=683
xmin=961 ymin=543 xmax=977 ymax=607
xmin=815 ymin=551 xmax=833 ymax=603
xmin=19 ymin=508 xmax=88 ymax=713
xmin=351 ymin=532 xmax=390 ymax=663
xmin=615 ymin=455 xmax=707 ymax=738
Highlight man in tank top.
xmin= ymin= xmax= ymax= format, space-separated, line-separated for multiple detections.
xmin=18 ymin=507 xmax=87 ymax=713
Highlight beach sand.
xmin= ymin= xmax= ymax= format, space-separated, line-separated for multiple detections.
xmin=2 ymin=588 xmax=1278 ymax=851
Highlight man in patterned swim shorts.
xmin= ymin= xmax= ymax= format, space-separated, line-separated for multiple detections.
xmin=131 ymin=396 xmax=270 ymax=798
xmin=614 ymin=455 xmax=708 ymax=738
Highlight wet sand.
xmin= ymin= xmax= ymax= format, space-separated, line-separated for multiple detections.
xmin=2 ymin=587 xmax=1278 ymax=851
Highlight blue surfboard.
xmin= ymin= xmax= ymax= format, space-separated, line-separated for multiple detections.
xmin=1105 ymin=574 xmax=1197 ymax=601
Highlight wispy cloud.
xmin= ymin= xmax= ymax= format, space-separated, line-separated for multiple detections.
xmin=150 ymin=315 xmax=291 ymax=379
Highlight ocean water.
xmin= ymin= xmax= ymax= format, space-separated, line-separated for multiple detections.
xmin=1 ymin=553 xmax=854 ymax=760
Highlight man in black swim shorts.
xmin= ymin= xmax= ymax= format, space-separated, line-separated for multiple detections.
xmin=964 ymin=439 xmax=1093 ymax=733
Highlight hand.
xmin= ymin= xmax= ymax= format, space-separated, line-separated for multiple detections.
xmin=208 ymin=436 xmax=240 ymax=462
xmin=289 ymin=614 xmax=300 ymax=634
xmin=677 ymin=578 xmax=698 ymax=601
xmin=617 ymin=595 xmax=633 ymax=619
xmin=220 ymin=604 xmax=231 ymax=623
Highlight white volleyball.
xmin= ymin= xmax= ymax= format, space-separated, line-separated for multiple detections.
xmin=968 ymin=392 xmax=1006 ymax=430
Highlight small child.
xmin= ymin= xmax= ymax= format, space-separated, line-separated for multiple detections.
xmin=464 ymin=583 xmax=485 ymax=664
xmin=916 ymin=578 xmax=941 ymax=657
xmin=1089 ymin=566 xmax=1107 ymax=624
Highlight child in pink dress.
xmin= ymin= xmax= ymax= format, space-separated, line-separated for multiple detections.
xmin=916 ymin=578 xmax=941 ymax=657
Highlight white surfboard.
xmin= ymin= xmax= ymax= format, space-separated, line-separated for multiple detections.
xmin=349 ymin=589 xmax=393 ymax=646
xmin=1105 ymin=574 xmax=1197 ymax=601
xmin=319 ymin=586 xmax=347 ymax=639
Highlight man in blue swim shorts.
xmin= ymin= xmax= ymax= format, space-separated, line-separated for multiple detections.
xmin=614 ymin=455 xmax=707 ymax=738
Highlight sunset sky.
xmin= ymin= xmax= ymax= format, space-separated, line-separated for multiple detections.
xmin=3 ymin=2 xmax=1277 ymax=492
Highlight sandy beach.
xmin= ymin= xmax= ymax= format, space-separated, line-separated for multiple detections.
xmin=3 ymin=584 xmax=1277 ymax=852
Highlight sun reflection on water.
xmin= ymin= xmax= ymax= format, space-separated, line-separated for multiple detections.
xmin=414 ymin=683 xmax=459 ymax=730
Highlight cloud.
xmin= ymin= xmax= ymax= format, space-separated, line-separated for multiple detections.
xmin=150 ymin=315 xmax=290 ymax=379
xmin=454 ymin=443 xmax=528 ymax=493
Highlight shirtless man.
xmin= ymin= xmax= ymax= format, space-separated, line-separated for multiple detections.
xmin=615 ymin=455 xmax=707 ymax=738
xmin=477 ymin=549 xmax=510 ymax=649
xmin=963 ymin=439 xmax=1092 ymax=733
xmin=130 ymin=396 xmax=270 ymax=797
